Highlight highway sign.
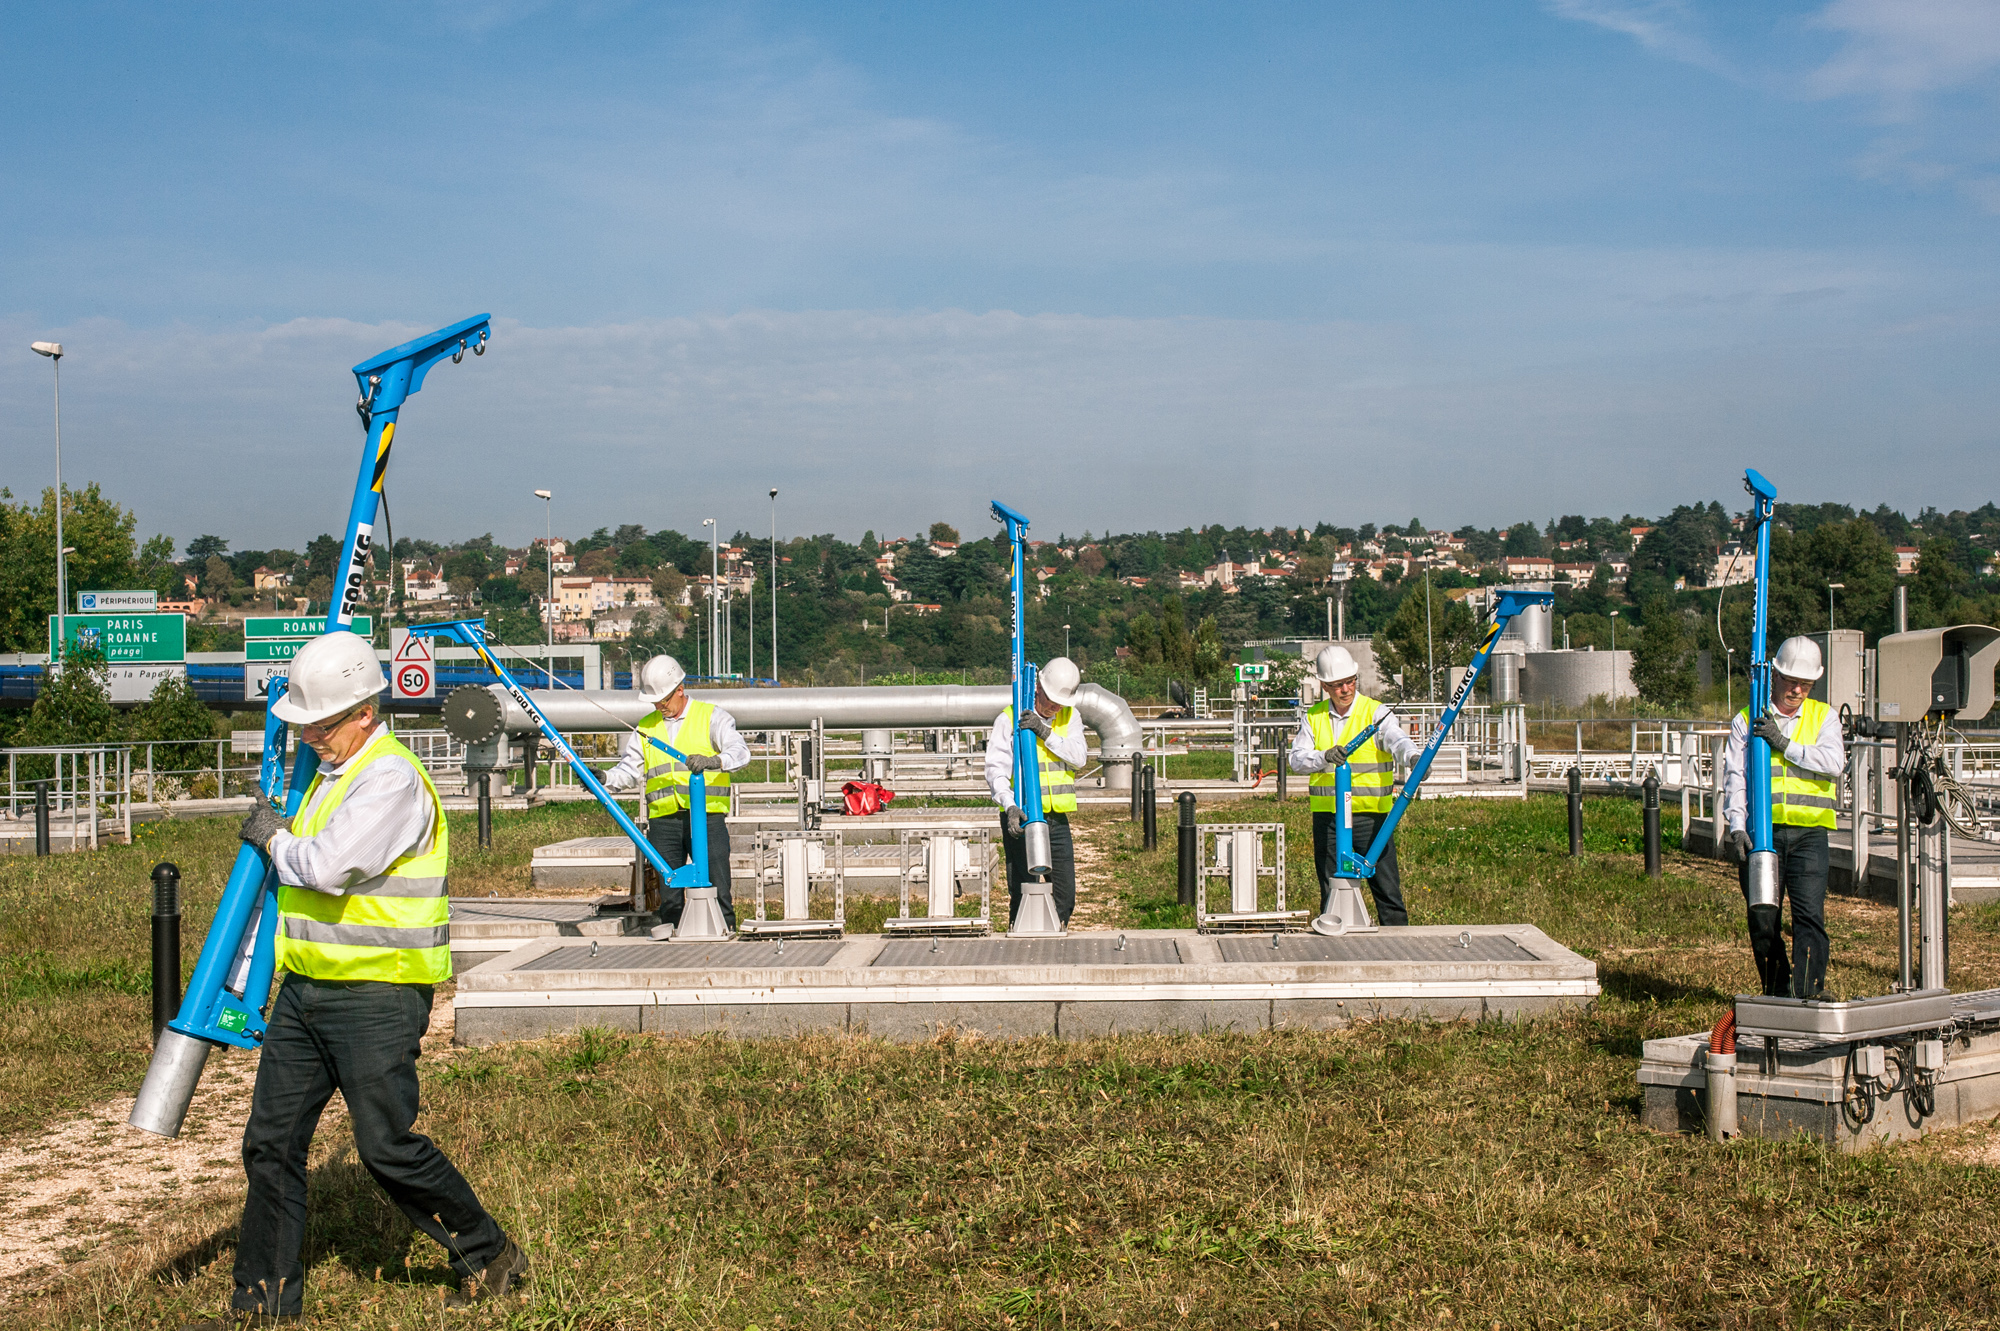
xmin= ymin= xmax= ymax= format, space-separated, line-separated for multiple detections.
xmin=390 ymin=627 xmax=434 ymax=701
xmin=49 ymin=613 xmax=185 ymax=664
xmin=245 ymin=615 xmax=372 ymax=640
xmin=246 ymin=640 xmax=305 ymax=661
xmin=77 ymin=590 xmax=157 ymax=611
xmin=245 ymin=661 xmax=286 ymax=703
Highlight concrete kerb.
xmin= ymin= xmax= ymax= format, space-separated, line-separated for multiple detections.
xmin=452 ymin=926 xmax=1599 ymax=1046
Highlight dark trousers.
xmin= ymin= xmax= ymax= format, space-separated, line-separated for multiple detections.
xmin=648 ymin=809 xmax=735 ymax=928
xmin=234 ymin=975 xmax=506 ymax=1315
xmin=1737 ymin=824 xmax=1830 ymax=998
xmin=1312 ymin=809 xmax=1408 ymax=926
xmin=1000 ymin=810 xmax=1076 ymax=926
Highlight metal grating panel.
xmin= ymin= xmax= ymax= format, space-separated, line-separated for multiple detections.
xmin=1219 ymin=934 xmax=1539 ymax=964
xmin=873 ymin=937 xmax=1182 ymax=968
xmin=449 ymin=900 xmax=604 ymax=923
xmin=519 ymin=939 xmax=846 ymax=971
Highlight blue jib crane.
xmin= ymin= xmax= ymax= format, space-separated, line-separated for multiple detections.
xmin=1316 ymin=587 xmax=1554 ymax=934
xmin=992 ymin=498 xmax=1064 ymax=936
xmin=128 ymin=318 xmax=717 ymax=1139
xmin=1742 ymin=467 xmax=1781 ymax=928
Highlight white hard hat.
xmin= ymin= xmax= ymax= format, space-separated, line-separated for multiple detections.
xmin=1772 ymin=636 xmax=1824 ymax=683
xmin=1039 ymin=657 xmax=1082 ymax=707
xmin=1314 ymin=645 xmax=1359 ymax=684
xmin=271 ymin=631 xmax=385 ymax=724
xmin=636 ymin=654 xmax=687 ymax=703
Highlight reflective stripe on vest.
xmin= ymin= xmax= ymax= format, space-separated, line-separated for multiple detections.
xmin=275 ymin=729 xmax=451 ymax=984
xmin=1004 ymin=706 xmax=1080 ymax=815
xmin=1307 ymin=696 xmax=1396 ymax=814
xmin=1742 ymin=698 xmax=1839 ymax=829
xmin=640 ymin=699 xmax=732 ymax=817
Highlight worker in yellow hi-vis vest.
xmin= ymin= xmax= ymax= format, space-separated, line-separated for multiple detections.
xmin=211 ymin=632 xmax=526 ymax=1327
xmin=1286 ymin=644 xmax=1422 ymax=926
xmin=985 ymin=656 xmax=1087 ymax=927
xmin=1721 ymin=636 xmax=1846 ymax=998
xmin=601 ymin=654 xmax=751 ymax=936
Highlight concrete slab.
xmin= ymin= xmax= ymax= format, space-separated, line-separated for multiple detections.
xmin=447 ymin=896 xmax=639 ymax=974
xmin=1638 ymin=987 xmax=2000 ymax=1150
xmin=453 ymin=924 xmax=1598 ymax=1046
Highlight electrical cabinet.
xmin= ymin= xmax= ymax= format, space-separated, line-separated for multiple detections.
xmin=1874 ymin=626 xmax=2000 ymax=721
xmin=1807 ymin=629 xmax=1865 ymax=715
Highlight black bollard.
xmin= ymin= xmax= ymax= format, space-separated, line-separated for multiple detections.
xmin=476 ymin=771 xmax=493 ymax=849
xmin=1567 ymin=766 xmax=1583 ymax=858
xmin=151 ymin=862 xmax=181 ymax=1042
xmin=33 ymin=780 xmax=51 ymax=857
xmin=1276 ymin=737 xmax=1288 ymax=803
xmin=1129 ymin=758 xmax=1142 ymax=823
xmin=1642 ymin=769 xmax=1661 ymax=879
xmin=1176 ymin=790 xmax=1197 ymax=907
xmin=1142 ymin=766 xmax=1158 ymax=850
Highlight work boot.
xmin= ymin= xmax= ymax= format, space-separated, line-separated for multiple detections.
xmin=178 ymin=1314 xmax=300 ymax=1329
xmin=445 ymin=1239 xmax=530 ymax=1308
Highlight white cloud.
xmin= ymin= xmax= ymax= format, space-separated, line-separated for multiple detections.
xmin=1808 ymin=0 xmax=2000 ymax=102
xmin=1542 ymin=0 xmax=1737 ymax=76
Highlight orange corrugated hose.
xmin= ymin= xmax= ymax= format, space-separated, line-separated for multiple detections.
xmin=1709 ymin=1009 xmax=1737 ymax=1056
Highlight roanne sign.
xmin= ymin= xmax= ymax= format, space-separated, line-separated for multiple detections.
xmin=245 ymin=616 xmax=372 ymax=640
xmin=49 ymin=613 xmax=186 ymax=663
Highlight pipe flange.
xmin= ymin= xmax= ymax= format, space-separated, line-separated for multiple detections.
xmin=442 ymin=684 xmax=504 ymax=744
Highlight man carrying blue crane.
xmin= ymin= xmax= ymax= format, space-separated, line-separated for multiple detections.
xmin=1286 ymin=644 xmax=1424 ymax=927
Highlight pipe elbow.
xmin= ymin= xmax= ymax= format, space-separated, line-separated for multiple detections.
xmin=1073 ymin=683 xmax=1141 ymax=760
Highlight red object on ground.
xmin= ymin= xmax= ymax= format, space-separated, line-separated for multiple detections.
xmin=1708 ymin=1010 xmax=1737 ymax=1056
xmin=841 ymin=781 xmax=896 ymax=816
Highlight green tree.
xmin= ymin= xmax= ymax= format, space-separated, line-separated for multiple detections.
xmin=17 ymin=649 xmax=117 ymax=763
xmin=123 ymin=672 xmax=219 ymax=773
xmin=0 ymin=484 xmax=161 ymax=652
xmin=1124 ymin=611 xmax=1161 ymax=664
xmin=1632 ymin=596 xmax=1697 ymax=708
xmin=929 ymin=522 xmax=960 ymax=545
xmin=1374 ymin=586 xmax=1478 ymax=701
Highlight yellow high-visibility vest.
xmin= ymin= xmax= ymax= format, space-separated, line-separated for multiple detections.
xmin=275 ymin=729 xmax=450 ymax=984
xmin=639 ymin=699 xmax=732 ymax=817
xmin=1742 ymin=697 xmax=1838 ymax=830
xmin=1306 ymin=696 xmax=1396 ymax=815
xmin=1002 ymin=705 xmax=1080 ymax=814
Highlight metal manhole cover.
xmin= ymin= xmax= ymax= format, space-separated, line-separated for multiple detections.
xmin=872 ymin=937 xmax=1181 ymax=967
xmin=519 ymin=939 xmax=846 ymax=971
xmin=1219 ymin=934 xmax=1538 ymax=964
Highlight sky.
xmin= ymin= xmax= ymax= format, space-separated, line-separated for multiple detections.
xmin=3 ymin=1 xmax=1999 ymax=552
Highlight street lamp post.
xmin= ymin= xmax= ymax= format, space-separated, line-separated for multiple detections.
xmin=769 ymin=489 xmax=778 ymax=682
xmin=703 ymin=519 xmax=718 ymax=678
xmin=1609 ymin=609 xmax=1620 ymax=709
xmin=31 ymin=342 xmax=63 ymax=659
xmin=1828 ymin=582 xmax=1844 ymax=634
xmin=1064 ymin=623 xmax=1071 ymax=658
xmin=534 ymin=490 xmax=553 ymax=679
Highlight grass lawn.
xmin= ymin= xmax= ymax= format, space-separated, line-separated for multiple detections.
xmin=10 ymin=794 xmax=2000 ymax=1328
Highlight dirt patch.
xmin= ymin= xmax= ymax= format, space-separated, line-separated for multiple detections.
xmin=0 ymin=990 xmax=457 ymax=1301
xmin=1067 ymin=813 xmax=1124 ymax=930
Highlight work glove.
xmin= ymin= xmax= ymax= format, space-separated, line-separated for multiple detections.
xmin=1021 ymin=711 xmax=1053 ymax=742
xmin=240 ymin=804 xmax=288 ymax=854
xmin=684 ymin=754 xmax=723 ymax=773
xmin=1322 ymin=746 xmax=1348 ymax=767
xmin=1003 ymin=806 xmax=1026 ymax=838
xmin=1725 ymin=829 xmax=1754 ymax=863
xmin=1753 ymin=716 xmax=1789 ymax=751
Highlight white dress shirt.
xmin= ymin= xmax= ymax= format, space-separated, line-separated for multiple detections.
xmin=1720 ymin=704 xmax=1846 ymax=834
xmin=1287 ymin=699 xmax=1422 ymax=773
xmin=268 ymin=724 xmax=433 ymax=895
xmin=985 ymin=707 xmax=1089 ymax=811
xmin=600 ymin=702 xmax=752 ymax=794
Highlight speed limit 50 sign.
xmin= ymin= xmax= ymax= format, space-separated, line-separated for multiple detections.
xmin=389 ymin=627 xmax=435 ymax=701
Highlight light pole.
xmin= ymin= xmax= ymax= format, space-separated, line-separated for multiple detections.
xmin=1064 ymin=623 xmax=1071 ymax=657
xmin=32 ymin=342 xmax=64 ymax=659
xmin=534 ymin=490 xmax=553 ymax=676
xmin=703 ymin=518 xmax=718 ymax=678
xmin=1609 ymin=609 xmax=1620 ymax=710
xmin=1828 ymin=582 xmax=1844 ymax=633
xmin=769 ymin=488 xmax=778 ymax=682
